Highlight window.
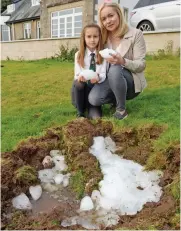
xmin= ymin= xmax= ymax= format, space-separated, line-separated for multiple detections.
xmin=134 ymin=0 xmax=152 ymax=9
xmin=37 ymin=21 xmax=40 ymax=39
xmin=1 ymin=25 xmax=11 ymax=41
xmin=134 ymin=0 xmax=175 ymax=8
xmin=154 ymin=0 xmax=175 ymax=4
xmin=7 ymin=4 xmax=15 ymax=13
xmin=51 ymin=7 xmax=82 ymax=38
xmin=32 ymin=0 xmax=40 ymax=6
xmin=24 ymin=23 xmax=31 ymax=39
xmin=123 ymin=8 xmax=128 ymax=22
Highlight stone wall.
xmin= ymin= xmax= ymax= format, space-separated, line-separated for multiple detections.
xmin=143 ymin=31 xmax=180 ymax=55
xmin=1 ymin=37 xmax=80 ymax=60
xmin=1 ymin=31 xmax=180 ymax=60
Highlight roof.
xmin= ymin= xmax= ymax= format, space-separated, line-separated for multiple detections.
xmin=5 ymin=0 xmax=40 ymax=24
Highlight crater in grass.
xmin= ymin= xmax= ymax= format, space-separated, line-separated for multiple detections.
xmin=1 ymin=119 xmax=180 ymax=230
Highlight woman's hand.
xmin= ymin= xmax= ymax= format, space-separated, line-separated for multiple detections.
xmin=78 ymin=76 xmax=86 ymax=82
xmin=106 ymin=53 xmax=125 ymax=65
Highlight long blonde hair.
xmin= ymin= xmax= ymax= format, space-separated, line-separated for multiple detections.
xmin=98 ymin=3 xmax=129 ymax=44
xmin=77 ymin=24 xmax=103 ymax=68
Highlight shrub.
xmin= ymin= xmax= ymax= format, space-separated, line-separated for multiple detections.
xmin=54 ymin=43 xmax=78 ymax=62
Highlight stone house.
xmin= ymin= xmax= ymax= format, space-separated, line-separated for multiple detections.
xmin=1 ymin=0 xmax=139 ymax=41
xmin=1 ymin=0 xmax=40 ymax=41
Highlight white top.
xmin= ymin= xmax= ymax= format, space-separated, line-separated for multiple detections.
xmin=74 ymin=48 xmax=107 ymax=83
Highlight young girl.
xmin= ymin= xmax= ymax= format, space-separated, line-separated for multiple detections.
xmin=72 ymin=23 xmax=107 ymax=119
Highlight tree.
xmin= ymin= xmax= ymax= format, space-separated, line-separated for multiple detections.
xmin=1 ymin=0 xmax=12 ymax=13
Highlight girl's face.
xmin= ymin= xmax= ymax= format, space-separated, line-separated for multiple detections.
xmin=84 ymin=27 xmax=100 ymax=51
xmin=100 ymin=6 xmax=120 ymax=33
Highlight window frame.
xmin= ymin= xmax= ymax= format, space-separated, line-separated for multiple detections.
xmin=23 ymin=22 xmax=31 ymax=39
xmin=51 ymin=7 xmax=82 ymax=38
xmin=123 ymin=7 xmax=129 ymax=22
xmin=36 ymin=21 xmax=40 ymax=39
xmin=1 ymin=24 xmax=11 ymax=41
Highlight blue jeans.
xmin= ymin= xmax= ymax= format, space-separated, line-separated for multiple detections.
xmin=89 ymin=65 xmax=140 ymax=111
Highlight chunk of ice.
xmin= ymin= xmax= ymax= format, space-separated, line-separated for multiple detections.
xmin=50 ymin=150 xmax=61 ymax=157
xmin=12 ymin=193 xmax=32 ymax=210
xmin=54 ymin=174 xmax=64 ymax=184
xmin=80 ymin=196 xmax=94 ymax=211
xmin=38 ymin=169 xmax=55 ymax=183
xmin=99 ymin=48 xmax=117 ymax=58
xmin=52 ymin=155 xmax=68 ymax=171
xmin=29 ymin=185 xmax=42 ymax=201
xmin=79 ymin=69 xmax=97 ymax=81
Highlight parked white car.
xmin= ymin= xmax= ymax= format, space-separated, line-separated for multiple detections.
xmin=130 ymin=0 xmax=181 ymax=31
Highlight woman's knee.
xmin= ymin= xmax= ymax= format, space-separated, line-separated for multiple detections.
xmin=107 ymin=65 xmax=124 ymax=82
xmin=88 ymin=91 xmax=101 ymax=106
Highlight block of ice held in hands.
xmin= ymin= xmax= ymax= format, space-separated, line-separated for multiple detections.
xmin=79 ymin=69 xmax=97 ymax=81
xmin=99 ymin=48 xmax=117 ymax=58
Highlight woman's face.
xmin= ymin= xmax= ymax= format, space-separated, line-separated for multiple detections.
xmin=100 ymin=6 xmax=120 ymax=33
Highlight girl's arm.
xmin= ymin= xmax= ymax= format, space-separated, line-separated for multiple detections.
xmin=74 ymin=52 xmax=82 ymax=80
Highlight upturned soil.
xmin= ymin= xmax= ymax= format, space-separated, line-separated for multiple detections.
xmin=1 ymin=118 xmax=180 ymax=230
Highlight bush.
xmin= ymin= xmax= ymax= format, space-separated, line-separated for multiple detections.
xmin=54 ymin=44 xmax=78 ymax=62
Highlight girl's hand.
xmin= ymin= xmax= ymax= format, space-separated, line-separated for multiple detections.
xmin=106 ymin=53 xmax=125 ymax=65
xmin=78 ymin=76 xmax=86 ymax=82
xmin=90 ymin=77 xmax=99 ymax=84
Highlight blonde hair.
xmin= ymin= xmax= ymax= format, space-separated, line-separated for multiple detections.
xmin=98 ymin=3 xmax=129 ymax=44
xmin=77 ymin=23 xmax=103 ymax=68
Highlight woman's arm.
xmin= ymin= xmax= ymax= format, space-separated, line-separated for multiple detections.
xmin=106 ymin=30 xmax=146 ymax=73
xmin=97 ymin=59 xmax=107 ymax=83
xmin=124 ymin=30 xmax=146 ymax=73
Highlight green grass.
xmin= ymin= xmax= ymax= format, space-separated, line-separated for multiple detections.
xmin=1 ymin=57 xmax=180 ymax=152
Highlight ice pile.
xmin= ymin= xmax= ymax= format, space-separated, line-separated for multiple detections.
xmin=89 ymin=136 xmax=163 ymax=215
xmin=79 ymin=69 xmax=97 ymax=81
xmin=99 ymin=48 xmax=117 ymax=58
xmin=12 ymin=150 xmax=70 ymax=210
xmin=61 ymin=136 xmax=163 ymax=229
xmin=38 ymin=150 xmax=70 ymax=187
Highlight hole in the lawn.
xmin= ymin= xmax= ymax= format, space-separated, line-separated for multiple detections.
xmin=1 ymin=119 xmax=179 ymax=230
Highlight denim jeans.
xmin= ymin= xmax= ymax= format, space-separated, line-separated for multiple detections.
xmin=88 ymin=65 xmax=140 ymax=111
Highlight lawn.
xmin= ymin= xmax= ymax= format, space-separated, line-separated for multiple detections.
xmin=1 ymin=57 xmax=180 ymax=152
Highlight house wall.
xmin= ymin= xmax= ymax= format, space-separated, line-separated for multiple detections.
xmin=12 ymin=19 xmax=40 ymax=40
xmin=1 ymin=31 xmax=180 ymax=60
xmin=40 ymin=0 xmax=94 ymax=38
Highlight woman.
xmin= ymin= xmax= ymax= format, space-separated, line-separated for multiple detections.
xmin=88 ymin=3 xmax=147 ymax=120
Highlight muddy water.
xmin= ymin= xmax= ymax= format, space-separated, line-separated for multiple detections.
xmin=30 ymin=192 xmax=62 ymax=215
xmin=30 ymin=186 xmax=80 ymax=217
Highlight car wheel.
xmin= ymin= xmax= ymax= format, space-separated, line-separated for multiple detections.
xmin=138 ymin=21 xmax=154 ymax=31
